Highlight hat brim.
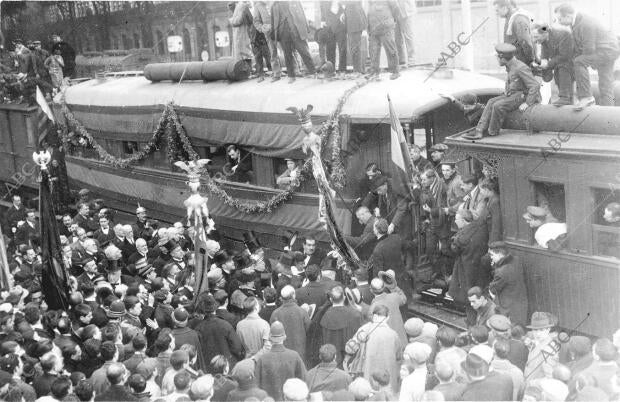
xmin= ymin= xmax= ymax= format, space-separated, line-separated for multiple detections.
xmin=270 ymin=334 xmax=286 ymax=341
xmin=460 ymin=360 xmax=489 ymax=377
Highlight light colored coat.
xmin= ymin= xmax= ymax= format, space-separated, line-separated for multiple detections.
xmin=369 ymin=287 xmax=407 ymax=346
xmin=359 ymin=320 xmax=403 ymax=393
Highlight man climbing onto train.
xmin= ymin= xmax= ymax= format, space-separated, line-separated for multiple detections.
xmin=531 ymin=22 xmax=575 ymax=106
xmin=463 ymin=43 xmax=540 ymax=140
xmin=554 ymin=3 xmax=620 ymax=109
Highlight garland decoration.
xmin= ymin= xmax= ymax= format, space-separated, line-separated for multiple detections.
xmin=59 ymin=78 xmax=368 ymax=214
xmin=202 ymin=159 xmax=313 ymax=214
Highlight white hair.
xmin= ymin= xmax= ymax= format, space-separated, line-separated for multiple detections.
xmin=135 ymin=238 xmax=147 ymax=247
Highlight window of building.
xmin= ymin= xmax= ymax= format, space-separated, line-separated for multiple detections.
xmin=591 ymin=187 xmax=620 ymax=259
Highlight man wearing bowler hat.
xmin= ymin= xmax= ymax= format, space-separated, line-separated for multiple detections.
xmin=255 ymin=321 xmax=306 ymax=401
xmin=464 ymin=43 xmax=540 ymax=140
xmin=488 ymin=241 xmax=528 ymax=326
xmin=524 ymin=311 xmax=560 ymax=381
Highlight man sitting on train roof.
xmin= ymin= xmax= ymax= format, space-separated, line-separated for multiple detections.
xmin=522 ymin=205 xmax=567 ymax=249
xmin=531 ymin=22 xmax=575 ymax=107
xmin=464 ymin=43 xmax=540 ymax=140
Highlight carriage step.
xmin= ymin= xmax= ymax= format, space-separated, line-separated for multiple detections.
xmin=407 ymin=299 xmax=467 ymax=332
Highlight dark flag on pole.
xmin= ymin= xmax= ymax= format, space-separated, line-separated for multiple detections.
xmin=36 ymin=152 xmax=70 ymax=310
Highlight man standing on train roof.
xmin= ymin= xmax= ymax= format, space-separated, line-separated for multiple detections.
xmin=366 ymin=0 xmax=400 ymax=80
xmin=554 ymin=3 xmax=620 ymax=109
xmin=531 ymin=22 xmax=575 ymax=106
xmin=464 ymin=43 xmax=540 ymax=140
xmin=270 ymin=1 xmax=316 ymax=83
xmin=522 ymin=206 xmax=567 ymax=249
xmin=493 ymin=0 xmax=534 ymax=65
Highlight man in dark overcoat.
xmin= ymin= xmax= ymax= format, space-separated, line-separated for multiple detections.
xmin=344 ymin=206 xmax=377 ymax=261
xmin=555 ymin=3 xmax=620 ymax=108
xmin=271 ymin=1 xmax=316 ymax=82
xmin=367 ymin=219 xmax=404 ymax=281
xmin=488 ymin=242 xmax=528 ymax=326
xmin=194 ymin=294 xmax=244 ymax=368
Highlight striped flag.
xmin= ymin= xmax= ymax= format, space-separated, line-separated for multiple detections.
xmin=35 ymin=86 xmax=54 ymax=145
xmin=388 ymin=94 xmax=415 ymax=197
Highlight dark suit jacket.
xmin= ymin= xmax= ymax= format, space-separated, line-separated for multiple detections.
xmin=94 ymin=384 xmax=138 ymax=401
xmin=461 ymin=371 xmax=513 ymax=401
xmin=572 ymin=12 xmax=619 ymax=56
xmin=343 ymin=1 xmax=367 ymax=34
xmin=15 ymin=221 xmax=39 ymax=247
xmin=543 ymin=27 xmax=575 ymax=69
xmin=345 ymin=216 xmax=377 ymax=260
xmin=4 ymin=205 xmax=26 ymax=229
xmin=272 ymin=1 xmax=311 ymax=41
xmin=320 ymin=1 xmax=345 ymax=35
xmin=73 ymin=213 xmax=97 ymax=232
xmin=296 ymin=281 xmax=328 ymax=307
xmin=94 ymin=227 xmax=115 ymax=247
xmin=368 ymin=234 xmax=404 ymax=279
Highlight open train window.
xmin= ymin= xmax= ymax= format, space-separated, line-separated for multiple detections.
xmin=123 ymin=141 xmax=139 ymax=155
xmin=591 ymin=187 xmax=620 ymax=259
xmin=199 ymin=146 xmax=227 ymax=180
xmin=527 ymin=181 xmax=567 ymax=249
xmin=533 ymin=181 xmax=566 ymax=222
xmin=273 ymin=157 xmax=317 ymax=194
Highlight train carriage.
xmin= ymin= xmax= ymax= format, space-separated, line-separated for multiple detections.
xmin=52 ymin=68 xmax=503 ymax=250
xmin=446 ymin=106 xmax=620 ymax=338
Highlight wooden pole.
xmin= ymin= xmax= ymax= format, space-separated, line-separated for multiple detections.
xmin=0 ymin=223 xmax=11 ymax=289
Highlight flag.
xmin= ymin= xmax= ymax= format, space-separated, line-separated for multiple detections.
xmin=39 ymin=168 xmax=70 ymax=310
xmin=388 ymin=94 xmax=416 ymax=198
xmin=35 ymin=86 xmax=54 ymax=145
xmin=36 ymin=86 xmax=55 ymax=122
xmin=192 ymin=217 xmax=210 ymax=300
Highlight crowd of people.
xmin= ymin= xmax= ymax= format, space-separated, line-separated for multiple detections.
xmin=0 ymin=145 xmax=619 ymax=402
xmin=0 ymin=34 xmax=75 ymax=104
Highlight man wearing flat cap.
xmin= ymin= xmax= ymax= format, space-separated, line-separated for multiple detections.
xmin=488 ymin=241 xmax=528 ymax=326
xmin=531 ymin=22 xmax=575 ymax=106
xmin=465 ymin=43 xmax=540 ymax=140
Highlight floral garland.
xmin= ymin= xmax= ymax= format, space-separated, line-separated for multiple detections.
xmin=59 ymin=78 xmax=368 ymax=214
xmin=202 ymin=159 xmax=313 ymax=214
xmin=317 ymin=79 xmax=369 ymax=189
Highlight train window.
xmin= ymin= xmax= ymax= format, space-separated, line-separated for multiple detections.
xmin=533 ymin=181 xmax=566 ymax=222
xmin=591 ymin=187 xmax=620 ymax=259
xmin=200 ymin=146 xmax=227 ymax=180
xmin=123 ymin=141 xmax=139 ymax=155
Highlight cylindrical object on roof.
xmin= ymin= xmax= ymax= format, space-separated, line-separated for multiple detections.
xmin=503 ymin=104 xmax=620 ymax=134
xmin=143 ymin=59 xmax=251 ymax=82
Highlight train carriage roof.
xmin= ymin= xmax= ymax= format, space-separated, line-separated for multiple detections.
xmin=60 ymin=68 xmax=504 ymax=154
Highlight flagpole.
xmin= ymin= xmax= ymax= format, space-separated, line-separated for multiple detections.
xmin=0 ymin=223 xmax=12 ymax=289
